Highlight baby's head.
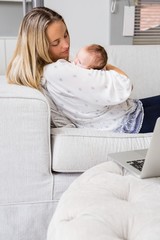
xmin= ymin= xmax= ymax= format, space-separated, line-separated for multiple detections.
xmin=74 ymin=44 xmax=108 ymax=69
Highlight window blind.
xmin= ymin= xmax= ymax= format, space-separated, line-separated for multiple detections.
xmin=133 ymin=0 xmax=160 ymax=45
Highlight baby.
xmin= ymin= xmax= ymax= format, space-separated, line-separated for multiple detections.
xmin=73 ymin=44 xmax=108 ymax=70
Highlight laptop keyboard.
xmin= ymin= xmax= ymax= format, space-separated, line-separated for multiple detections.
xmin=127 ymin=159 xmax=145 ymax=171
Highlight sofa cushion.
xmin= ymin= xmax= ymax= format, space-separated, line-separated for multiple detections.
xmin=51 ymin=128 xmax=152 ymax=172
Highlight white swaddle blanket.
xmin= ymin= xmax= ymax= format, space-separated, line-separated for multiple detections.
xmin=43 ymin=60 xmax=143 ymax=132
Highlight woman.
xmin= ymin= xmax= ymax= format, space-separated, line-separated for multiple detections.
xmin=6 ymin=7 xmax=160 ymax=133
xmin=7 ymin=7 xmax=70 ymax=90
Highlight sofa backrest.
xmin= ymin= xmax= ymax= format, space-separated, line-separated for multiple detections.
xmin=107 ymin=45 xmax=160 ymax=99
xmin=1 ymin=38 xmax=160 ymax=99
xmin=0 ymin=37 xmax=17 ymax=75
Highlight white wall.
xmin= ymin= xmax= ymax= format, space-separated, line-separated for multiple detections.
xmin=0 ymin=1 xmax=111 ymax=74
xmin=44 ymin=0 xmax=110 ymax=56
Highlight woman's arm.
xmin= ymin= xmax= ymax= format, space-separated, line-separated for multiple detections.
xmin=105 ymin=64 xmax=128 ymax=77
xmin=44 ymin=60 xmax=132 ymax=106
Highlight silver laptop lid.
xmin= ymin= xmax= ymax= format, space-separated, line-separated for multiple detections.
xmin=141 ymin=117 xmax=160 ymax=178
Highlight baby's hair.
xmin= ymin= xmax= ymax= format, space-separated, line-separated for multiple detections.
xmin=86 ymin=44 xmax=108 ymax=70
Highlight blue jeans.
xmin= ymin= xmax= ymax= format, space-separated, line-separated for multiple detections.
xmin=139 ymin=95 xmax=160 ymax=133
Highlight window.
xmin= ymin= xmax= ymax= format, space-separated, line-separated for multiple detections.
xmin=133 ymin=0 xmax=160 ymax=45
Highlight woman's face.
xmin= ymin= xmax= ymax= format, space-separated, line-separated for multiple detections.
xmin=46 ymin=20 xmax=70 ymax=62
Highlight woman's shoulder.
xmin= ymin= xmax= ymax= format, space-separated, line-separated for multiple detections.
xmin=45 ymin=59 xmax=70 ymax=68
xmin=43 ymin=59 xmax=71 ymax=75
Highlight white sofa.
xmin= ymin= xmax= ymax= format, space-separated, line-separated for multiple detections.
xmin=0 ymin=45 xmax=160 ymax=240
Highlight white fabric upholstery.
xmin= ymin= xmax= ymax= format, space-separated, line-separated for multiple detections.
xmin=52 ymin=128 xmax=152 ymax=172
xmin=0 ymin=202 xmax=54 ymax=240
xmin=0 ymin=80 xmax=52 ymax=202
xmin=48 ymin=161 xmax=160 ymax=240
xmin=0 ymin=79 xmax=55 ymax=239
xmin=1 ymin=45 xmax=160 ymax=240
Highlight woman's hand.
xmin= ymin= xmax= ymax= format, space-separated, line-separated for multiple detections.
xmin=105 ymin=64 xmax=128 ymax=77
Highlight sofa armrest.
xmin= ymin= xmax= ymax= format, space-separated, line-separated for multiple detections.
xmin=51 ymin=128 xmax=152 ymax=173
xmin=0 ymin=81 xmax=53 ymax=203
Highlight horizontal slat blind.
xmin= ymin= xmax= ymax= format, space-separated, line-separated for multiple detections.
xmin=133 ymin=0 xmax=160 ymax=45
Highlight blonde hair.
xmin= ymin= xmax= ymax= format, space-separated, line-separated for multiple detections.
xmin=86 ymin=44 xmax=108 ymax=70
xmin=7 ymin=7 xmax=64 ymax=90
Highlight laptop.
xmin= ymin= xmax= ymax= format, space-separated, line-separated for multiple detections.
xmin=108 ymin=117 xmax=160 ymax=179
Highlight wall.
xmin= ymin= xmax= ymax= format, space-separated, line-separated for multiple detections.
xmin=110 ymin=0 xmax=135 ymax=45
xmin=44 ymin=0 xmax=110 ymax=56
xmin=44 ymin=0 xmax=136 ymax=46
xmin=0 ymin=2 xmax=22 ymax=36
xmin=0 ymin=1 xmax=33 ymax=36
xmin=0 ymin=0 xmax=110 ymax=73
xmin=0 ymin=0 xmax=135 ymax=45
xmin=0 ymin=0 xmax=134 ymax=74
